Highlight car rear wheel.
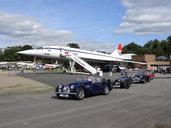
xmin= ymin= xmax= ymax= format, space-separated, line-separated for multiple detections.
xmin=75 ymin=87 xmax=85 ymax=100
xmin=142 ymin=79 xmax=146 ymax=84
xmin=125 ymin=83 xmax=130 ymax=89
xmin=103 ymin=85 xmax=110 ymax=95
xmin=56 ymin=94 xmax=60 ymax=99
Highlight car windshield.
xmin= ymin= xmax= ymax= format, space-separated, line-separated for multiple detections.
xmin=76 ymin=76 xmax=93 ymax=82
xmin=77 ymin=77 xmax=85 ymax=82
xmin=77 ymin=76 xmax=101 ymax=82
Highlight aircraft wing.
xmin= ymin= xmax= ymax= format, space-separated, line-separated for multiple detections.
xmin=118 ymin=59 xmax=147 ymax=65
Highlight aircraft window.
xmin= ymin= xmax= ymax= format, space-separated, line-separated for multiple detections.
xmin=43 ymin=48 xmax=51 ymax=50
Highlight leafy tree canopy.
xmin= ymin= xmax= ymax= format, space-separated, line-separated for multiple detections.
xmin=0 ymin=45 xmax=33 ymax=61
xmin=123 ymin=35 xmax=171 ymax=57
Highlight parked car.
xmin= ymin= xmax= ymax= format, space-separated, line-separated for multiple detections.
xmin=132 ymin=71 xmax=148 ymax=84
xmin=146 ymin=70 xmax=155 ymax=80
xmin=112 ymin=73 xmax=132 ymax=89
xmin=101 ymin=65 xmax=120 ymax=72
xmin=55 ymin=76 xmax=112 ymax=100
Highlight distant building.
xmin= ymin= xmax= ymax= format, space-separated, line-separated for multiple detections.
xmin=132 ymin=54 xmax=170 ymax=72
xmin=0 ymin=48 xmax=5 ymax=54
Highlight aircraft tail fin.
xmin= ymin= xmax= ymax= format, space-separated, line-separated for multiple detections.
xmin=110 ymin=43 xmax=123 ymax=57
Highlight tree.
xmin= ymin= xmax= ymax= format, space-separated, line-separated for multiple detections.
xmin=167 ymin=35 xmax=171 ymax=42
xmin=2 ymin=45 xmax=33 ymax=61
xmin=144 ymin=40 xmax=153 ymax=49
xmin=4 ymin=46 xmax=22 ymax=61
xmin=21 ymin=45 xmax=32 ymax=50
xmin=67 ymin=43 xmax=80 ymax=48
xmin=19 ymin=45 xmax=33 ymax=61
xmin=0 ymin=53 xmax=4 ymax=61
xmin=122 ymin=42 xmax=142 ymax=54
xmin=150 ymin=39 xmax=164 ymax=57
xmin=138 ymin=48 xmax=151 ymax=55
xmin=167 ymin=35 xmax=171 ymax=54
xmin=161 ymin=40 xmax=169 ymax=56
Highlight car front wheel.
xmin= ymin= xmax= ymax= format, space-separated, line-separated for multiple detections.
xmin=75 ymin=87 xmax=85 ymax=100
xmin=56 ymin=94 xmax=60 ymax=99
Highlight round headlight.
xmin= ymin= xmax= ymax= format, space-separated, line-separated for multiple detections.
xmin=117 ymin=79 xmax=120 ymax=82
xmin=70 ymin=85 xmax=75 ymax=89
xmin=58 ymin=84 xmax=63 ymax=88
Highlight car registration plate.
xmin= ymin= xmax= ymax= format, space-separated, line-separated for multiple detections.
xmin=60 ymin=94 xmax=69 ymax=97
xmin=114 ymin=82 xmax=120 ymax=87
xmin=133 ymin=78 xmax=139 ymax=82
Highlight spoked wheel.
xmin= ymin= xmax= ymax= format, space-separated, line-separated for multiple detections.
xmin=142 ymin=79 xmax=146 ymax=84
xmin=75 ymin=87 xmax=85 ymax=100
xmin=125 ymin=83 xmax=130 ymax=89
xmin=103 ymin=85 xmax=110 ymax=95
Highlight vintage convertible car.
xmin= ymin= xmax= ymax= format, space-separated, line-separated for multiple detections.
xmin=55 ymin=76 xmax=112 ymax=100
xmin=132 ymin=71 xmax=149 ymax=84
xmin=112 ymin=73 xmax=132 ymax=89
xmin=146 ymin=70 xmax=155 ymax=80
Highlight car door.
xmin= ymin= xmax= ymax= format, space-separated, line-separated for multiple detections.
xmin=91 ymin=81 xmax=103 ymax=94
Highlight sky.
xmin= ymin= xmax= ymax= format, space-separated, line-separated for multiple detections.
xmin=0 ymin=0 xmax=171 ymax=51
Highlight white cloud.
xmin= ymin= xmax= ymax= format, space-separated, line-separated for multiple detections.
xmin=0 ymin=12 xmax=73 ymax=46
xmin=115 ymin=0 xmax=171 ymax=35
xmin=0 ymin=12 xmax=116 ymax=52
xmin=77 ymin=40 xmax=114 ymax=52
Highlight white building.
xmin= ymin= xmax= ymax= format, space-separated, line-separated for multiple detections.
xmin=0 ymin=48 xmax=5 ymax=54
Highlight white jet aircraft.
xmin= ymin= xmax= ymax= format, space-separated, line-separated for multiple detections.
xmin=0 ymin=62 xmax=8 ymax=65
xmin=17 ymin=62 xmax=36 ymax=69
xmin=17 ymin=43 xmax=146 ymax=74
xmin=43 ymin=61 xmax=61 ymax=70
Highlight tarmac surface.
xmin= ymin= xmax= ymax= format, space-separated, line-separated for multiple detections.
xmin=18 ymin=72 xmax=119 ymax=87
xmin=0 ymin=72 xmax=171 ymax=128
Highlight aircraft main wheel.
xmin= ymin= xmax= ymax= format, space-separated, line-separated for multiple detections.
xmin=75 ymin=87 xmax=85 ymax=100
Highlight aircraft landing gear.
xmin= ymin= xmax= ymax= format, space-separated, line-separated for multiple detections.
xmin=69 ymin=60 xmax=76 ymax=73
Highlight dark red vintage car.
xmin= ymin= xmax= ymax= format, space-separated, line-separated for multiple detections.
xmin=146 ymin=71 xmax=155 ymax=80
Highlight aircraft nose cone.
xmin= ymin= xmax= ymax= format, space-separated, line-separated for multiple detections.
xmin=17 ymin=50 xmax=35 ymax=55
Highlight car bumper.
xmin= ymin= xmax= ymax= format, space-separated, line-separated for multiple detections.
xmin=113 ymin=81 xmax=125 ymax=87
xmin=56 ymin=92 xmax=76 ymax=95
xmin=133 ymin=79 xmax=144 ymax=83
xmin=56 ymin=92 xmax=77 ymax=98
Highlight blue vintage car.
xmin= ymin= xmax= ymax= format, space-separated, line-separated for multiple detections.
xmin=132 ymin=71 xmax=149 ymax=84
xmin=56 ymin=76 xmax=112 ymax=100
xmin=112 ymin=73 xmax=132 ymax=89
